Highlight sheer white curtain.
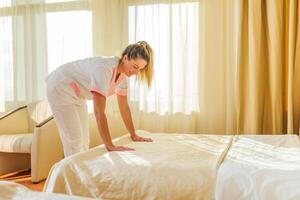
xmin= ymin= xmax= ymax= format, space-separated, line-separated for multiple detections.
xmin=0 ymin=0 xmax=47 ymax=111
xmin=0 ymin=1 xmax=13 ymax=112
xmin=0 ymin=0 xmax=92 ymax=112
xmin=128 ymin=1 xmax=200 ymax=115
xmin=126 ymin=1 xmax=202 ymax=133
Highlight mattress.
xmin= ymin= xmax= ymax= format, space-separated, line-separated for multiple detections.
xmin=215 ymin=135 xmax=300 ymax=200
xmin=44 ymin=130 xmax=233 ymax=200
xmin=0 ymin=180 xmax=94 ymax=200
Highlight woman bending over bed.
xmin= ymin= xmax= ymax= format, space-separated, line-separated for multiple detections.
xmin=46 ymin=41 xmax=154 ymax=156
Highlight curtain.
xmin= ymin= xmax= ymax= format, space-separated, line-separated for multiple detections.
xmin=0 ymin=0 xmax=48 ymax=111
xmin=0 ymin=0 xmax=93 ymax=111
xmin=286 ymin=0 xmax=300 ymax=134
xmin=129 ymin=0 xmax=300 ymax=135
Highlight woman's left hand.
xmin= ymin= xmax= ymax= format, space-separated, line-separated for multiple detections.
xmin=131 ymin=134 xmax=153 ymax=142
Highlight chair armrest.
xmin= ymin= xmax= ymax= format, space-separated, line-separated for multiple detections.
xmin=31 ymin=117 xmax=64 ymax=183
xmin=36 ymin=116 xmax=54 ymax=128
xmin=0 ymin=106 xmax=29 ymax=134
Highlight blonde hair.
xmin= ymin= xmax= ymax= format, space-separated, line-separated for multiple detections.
xmin=120 ymin=41 xmax=154 ymax=87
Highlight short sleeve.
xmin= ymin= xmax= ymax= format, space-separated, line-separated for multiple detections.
xmin=89 ymin=66 xmax=112 ymax=96
xmin=115 ymin=78 xmax=128 ymax=96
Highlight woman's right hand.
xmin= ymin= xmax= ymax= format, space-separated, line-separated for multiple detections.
xmin=105 ymin=144 xmax=135 ymax=151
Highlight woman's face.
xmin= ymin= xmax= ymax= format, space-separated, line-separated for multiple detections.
xmin=121 ymin=55 xmax=147 ymax=77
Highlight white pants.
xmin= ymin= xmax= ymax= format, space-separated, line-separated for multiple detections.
xmin=47 ymin=82 xmax=89 ymax=157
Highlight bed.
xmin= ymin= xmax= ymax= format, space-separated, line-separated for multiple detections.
xmin=215 ymin=135 xmax=300 ymax=200
xmin=44 ymin=131 xmax=233 ymax=199
xmin=43 ymin=131 xmax=300 ymax=200
xmin=0 ymin=180 xmax=94 ymax=200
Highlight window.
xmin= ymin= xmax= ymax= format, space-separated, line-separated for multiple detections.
xmin=47 ymin=10 xmax=92 ymax=72
xmin=0 ymin=0 xmax=92 ymax=108
xmin=128 ymin=2 xmax=200 ymax=114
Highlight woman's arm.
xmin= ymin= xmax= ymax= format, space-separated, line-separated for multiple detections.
xmin=117 ymin=94 xmax=153 ymax=142
xmin=92 ymin=92 xmax=134 ymax=151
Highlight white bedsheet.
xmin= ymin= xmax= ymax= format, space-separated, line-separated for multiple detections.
xmin=44 ymin=131 xmax=233 ymax=200
xmin=215 ymin=135 xmax=300 ymax=200
xmin=0 ymin=180 xmax=94 ymax=200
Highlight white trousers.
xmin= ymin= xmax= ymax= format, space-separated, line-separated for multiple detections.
xmin=47 ymin=83 xmax=89 ymax=157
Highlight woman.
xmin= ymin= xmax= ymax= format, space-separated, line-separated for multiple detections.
xmin=46 ymin=41 xmax=153 ymax=156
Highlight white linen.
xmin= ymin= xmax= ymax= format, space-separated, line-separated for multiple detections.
xmin=215 ymin=135 xmax=300 ymax=200
xmin=0 ymin=180 xmax=94 ymax=200
xmin=44 ymin=130 xmax=233 ymax=200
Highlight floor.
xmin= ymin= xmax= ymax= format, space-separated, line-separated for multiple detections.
xmin=0 ymin=169 xmax=45 ymax=191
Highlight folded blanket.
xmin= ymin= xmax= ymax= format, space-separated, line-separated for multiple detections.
xmin=44 ymin=130 xmax=233 ymax=200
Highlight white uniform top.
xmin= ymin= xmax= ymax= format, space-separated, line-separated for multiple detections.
xmin=46 ymin=56 xmax=127 ymax=101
